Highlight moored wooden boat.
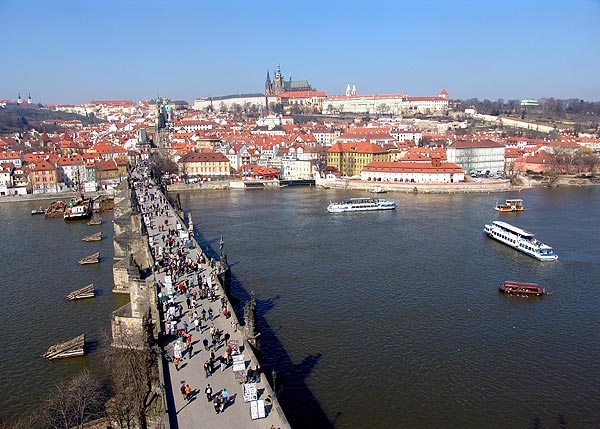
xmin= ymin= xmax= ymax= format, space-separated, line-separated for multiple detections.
xmin=82 ymin=231 xmax=102 ymax=242
xmin=499 ymin=280 xmax=545 ymax=296
xmin=495 ymin=199 xmax=524 ymax=212
xmin=31 ymin=206 xmax=45 ymax=215
xmin=66 ymin=283 xmax=95 ymax=300
xmin=78 ymin=252 xmax=100 ymax=265
xmin=44 ymin=201 xmax=65 ymax=218
xmin=87 ymin=218 xmax=102 ymax=225
xmin=43 ymin=334 xmax=86 ymax=360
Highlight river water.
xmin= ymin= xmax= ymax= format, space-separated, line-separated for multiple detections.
xmin=0 ymin=202 xmax=127 ymax=422
xmin=1 ymin=187 xmax=599 ymax=428
xmin=182 ymin=186 xmax=600 ymax=428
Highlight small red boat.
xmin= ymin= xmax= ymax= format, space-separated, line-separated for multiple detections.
xmin=499 ymin=280 xmax=545 ymax=296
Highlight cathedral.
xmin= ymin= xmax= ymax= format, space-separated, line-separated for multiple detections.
xmin=265 ymin=65 xmax=313 ymax=96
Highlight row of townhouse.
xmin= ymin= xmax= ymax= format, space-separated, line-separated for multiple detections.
xmin=176 ymin=145 xmax=320 ymax=181
xmin=0 ymin=154 xmax=128 ymax=195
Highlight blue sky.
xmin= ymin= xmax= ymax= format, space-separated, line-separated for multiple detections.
xmin=2 ymin=0 xmax=599 ymax=104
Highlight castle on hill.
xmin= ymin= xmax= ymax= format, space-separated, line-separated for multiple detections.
xmin=265 ymin=65 xmax=314 ymax=96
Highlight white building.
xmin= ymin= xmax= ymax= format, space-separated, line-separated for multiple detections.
xmin=192 ymin=94 xmax=268 ymax=112
xmin=281 ymin=155 xmax=316 ymax=180
xmin=0 ymin=163 xmax=13 ymax=195
xmin=57 ymin=157 xmax=85 ymax=189
xmin=0 ymin=150 xmax=24 ymax=168
xmin=172 ymin=120 xmax=215 ymax=132
xmin=446 ymin=139 xmax=506 ymax=174
xmin=322 ymin=89 xmax=449 ymax=115
xmin=312 ymin=129 xmax=340 ymax=146
xmin=361 ymin=159 xmax=465 ymax=183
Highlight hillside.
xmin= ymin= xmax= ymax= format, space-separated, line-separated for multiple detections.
xmin=0 ymin=105 xmax=101 ymax=135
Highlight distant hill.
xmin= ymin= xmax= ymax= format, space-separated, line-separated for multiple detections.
xmin=0 ymin=104 xmax=102 ymax=135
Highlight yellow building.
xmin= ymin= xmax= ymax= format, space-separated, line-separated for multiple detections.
xmin=178 ymin=151 xmax=232 ymax=178
xmin=327 ymin=142 xmax=391 ymax=177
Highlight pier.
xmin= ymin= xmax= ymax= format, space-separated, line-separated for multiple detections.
xmin=110 ymin=163 xmax=290 ymax=428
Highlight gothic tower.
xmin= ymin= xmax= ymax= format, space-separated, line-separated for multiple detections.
xmin=265 ymin=70 xmax=273 ymax=96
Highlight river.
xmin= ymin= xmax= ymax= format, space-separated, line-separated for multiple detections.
xmin=1 ymin=187 xmax=599 ymax=428
xmin=0 ymin=202 xmax=127 ymax=422
xmin=182 ymin=186 xmax=600 ymax=428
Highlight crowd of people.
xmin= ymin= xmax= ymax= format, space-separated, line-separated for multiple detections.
xmin=131 ymin=164 xmax=242 ymax=418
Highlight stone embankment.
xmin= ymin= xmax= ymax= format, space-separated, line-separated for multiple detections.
xmin=167 ymin=178 xmax=513 ymax=193
xmin=0 ymin=189 xmax=115 ymax=203
xmin=315 ymin=177 xmax=512 ymax=193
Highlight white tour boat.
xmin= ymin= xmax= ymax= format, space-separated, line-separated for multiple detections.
xmin=483 ymin=220 xmax=558 ymax=261
xmin=327 ymin=197 xmax=397 ymax=213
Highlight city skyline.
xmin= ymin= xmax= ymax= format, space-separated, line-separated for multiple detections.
xmin=2 ymin=0 xmax=599 ymax=105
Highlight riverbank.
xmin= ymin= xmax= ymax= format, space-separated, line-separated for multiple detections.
xmin=166 ymin=175 xmax=599 ymax=194
xmin=0 ymin=189 xmax=115 ymax=204
xmin=167 ymin=178 xmax=513 ymax=193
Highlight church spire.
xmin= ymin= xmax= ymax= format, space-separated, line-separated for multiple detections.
xmin=265 ymin=70 xmax=272 ymax=95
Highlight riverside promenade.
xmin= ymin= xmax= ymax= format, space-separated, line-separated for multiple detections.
xmin=131 ymin=165 xmax=290 ymax=429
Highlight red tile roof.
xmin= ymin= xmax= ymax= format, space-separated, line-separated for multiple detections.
xmin=450 ymin=139 xmax=505 ymax=149
xmin=328 ymin=142 xmax=388 ymax=154
xmin=363 ymin=161 xmax=463 ymax=174
xmin=179 ymin=151 xmax=230 ymax=163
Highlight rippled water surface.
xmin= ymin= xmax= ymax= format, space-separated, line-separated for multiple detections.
xmin=1 ymin=188 xmax=599 ymax=428
xmin=0 ymin=202 xmax=127 ymax=421
xmin=182 ymin=187 xmax=600 ymax=428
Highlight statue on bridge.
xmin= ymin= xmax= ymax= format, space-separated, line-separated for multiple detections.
xmin=244 ymin=291 xmax=259 ymax=350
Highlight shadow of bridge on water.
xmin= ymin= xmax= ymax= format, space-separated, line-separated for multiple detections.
xmin=194 ymin=231 xmax=334 ymax=429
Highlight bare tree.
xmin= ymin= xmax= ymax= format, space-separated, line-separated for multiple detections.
xmin=149 ymin=150 xmax=177 ymax=180
xmin=576 ymin=148 xmax=600 ymax=176
xmin=37 ymin=369 xmax=105 ymax=429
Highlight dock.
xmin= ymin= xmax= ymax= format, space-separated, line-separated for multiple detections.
xmin=43 ymin=334 xmax=85 ymax=360
xmin=130 ymin=166 xmax=291 ymax=428
xmin=78 ymin=251 xmax=100 ymax=265
xmin=82 ymin=231 xmax=102 ymax=242
xmin=66 ymin=283 xmax=95 ymax=300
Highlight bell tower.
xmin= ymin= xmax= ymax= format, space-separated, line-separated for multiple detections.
xmin=273 ymin=64 xmax=284 ymax=95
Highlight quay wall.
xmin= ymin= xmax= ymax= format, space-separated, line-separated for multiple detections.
xmin=166 ymin=179 xmax=282 ymax=192
xmin=166 ymin=178 xmax=513 ymax=193
xmin=316 ymin=177 xmax=513 ymax=193
xmin=0 ymin=189 xmax=115 ymax=204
